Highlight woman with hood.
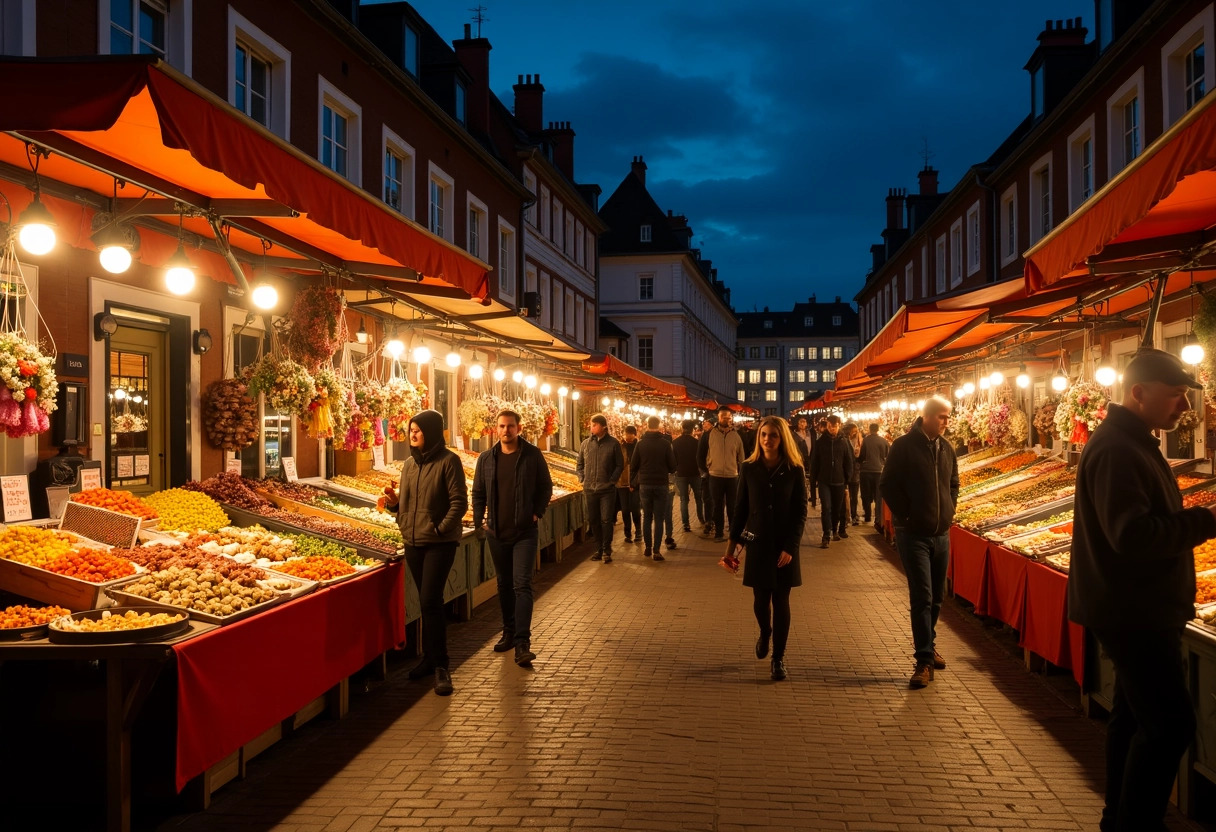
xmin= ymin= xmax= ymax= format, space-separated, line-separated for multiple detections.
xmin=383 ymin=409 xmax=468 ymax=696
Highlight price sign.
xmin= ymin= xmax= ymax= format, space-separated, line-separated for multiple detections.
xmin=116 ymin=455 xmax=134 ymax=479
xmin=455 ymin=435 xmax=465 ymax=450
xmin=281 ymin=456 xmax=298 ymax=482
xmin=1 ymin=475 xmax=32 ymax=522
xmin=134 ymin=455 xmax=150 ymax=477
xmin=46 ymin=486 xmax=70 ymax=521
xmin=226 ymin=457 xmax=243 ymax=474
xmin=372 ymin=445 xmax=385 ymax=470
xmin=80 ymin=468 xmax=102 ymax=491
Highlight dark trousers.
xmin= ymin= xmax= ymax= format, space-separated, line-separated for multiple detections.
xmin=616 ymin=486 xmax=640 ymax=538
xmin=489 ymin=531 xmax=537 ymax=647
xmin=846 ymin=480 xmax=859 ymax=522
xmin=860 ymin=471 xmax=881 ymax=523
xmin=1093 ymin=627 xmax=1195 ymax=832
xmin=585 ymin=488 xmax=616 ymax=554
xmin=699 ymin=475 xmax=711 ymax=524
xmin=753 ymin=586 xmax=792 ymax=660
xmin=708 ymin=475 xmax=738 ymax=537
xmin=818 ymin=483 xmax=847 ymax=536
xmin=404 ymin=542 xmax=459 ymax=670
xmin=893 ymin=530 xmax=949 ymax=664
xmin=675 ymin=475 xmax=702 ymax=527
xmin=639 ymin=484 xmax=667 ymax=548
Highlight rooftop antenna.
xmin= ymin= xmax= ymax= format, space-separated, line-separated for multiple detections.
xmin=469 ymin=4 xmax=489 ymax=37
xmin=919 ymin=137 xmax=935 ymax=170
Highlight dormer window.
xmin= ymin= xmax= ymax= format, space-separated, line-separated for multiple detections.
xmin=454 ymin=81 xmax=466 ymax=125
xmin=832 ymin=315 xmax=842 ymax=326
xmin=640 ymin=224 xmax=652 ymax=243
xmin=804 ymin=316 xmax=813 ymax=327
xmin=403 ymin=25 xmax=419 ymax=76
xmin=1031 ymin=65 xmax=1045 ymax=118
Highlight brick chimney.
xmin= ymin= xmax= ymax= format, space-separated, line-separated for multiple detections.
xmin=453 ymin=24 xmax=492 ymax=134
xmin=885 ymin=187 xmax=906 ymax=231
xmin=918 ymin=166 xmax=939 ymax=196
xmin=513 ymin=73 xmax=544 ymax=134
xmin=1025 ymin=17 xmax=1091 ymax=117
xmin=546 ymin=121 xmax=575 ymax=179
xmin=631 ymin=155 xmax=647 ymax=185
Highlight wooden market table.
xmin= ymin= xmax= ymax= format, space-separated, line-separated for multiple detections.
xmin=0 ymin=560 xmax=404 ymax=832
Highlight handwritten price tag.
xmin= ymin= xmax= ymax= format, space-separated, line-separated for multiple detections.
xmin=80 ymin=468 xmax=102 ymax=491
xmin=372 ymin=445 xmax=385 ymax=470
xmin=1 ymin=475 xmax=32 ymax=522
xmin=226 ymin=457 xmax=242 ymax=474
xmin=281 ymin=457 xmax=298 ymax=482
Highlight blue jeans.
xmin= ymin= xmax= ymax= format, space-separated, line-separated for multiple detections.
xmin=489 ymin=531 xmax=537 ymax=647
xmin=894 ymin=529 xmax=949 ymax=664
xmin=639 ymin=484 xmax=667 ymax=548
xmin=585 ymin=488 xmax=616 ymax=554
xmin=675 ymin=475 xmax=702 ymax=528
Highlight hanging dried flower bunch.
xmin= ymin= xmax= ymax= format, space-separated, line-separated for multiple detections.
xmin=202 ymin=377 xmax=259 ymax=450
xmin=285 ymin=286 xmax=345 ymax=371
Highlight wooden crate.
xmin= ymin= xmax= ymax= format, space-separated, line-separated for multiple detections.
xmin=334 ymin=449 xmax=374 ymax=477
xmin=0 ymin=556 xmax=119 ymax=610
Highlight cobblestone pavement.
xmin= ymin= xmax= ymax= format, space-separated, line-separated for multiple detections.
xmin=156 ymin=510 xmax=1205 ymax=832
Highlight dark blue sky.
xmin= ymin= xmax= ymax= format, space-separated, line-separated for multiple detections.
xmin=388 ymin=0 xmax=1089 ymax=312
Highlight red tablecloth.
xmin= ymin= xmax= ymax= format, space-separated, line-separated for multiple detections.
xmin=1020 ymin=561 xmax=1086 ymax=687
xmin=173 ymin=561 xmax=405 ymax=791
xmin=985 ymin=544 xmax=1029 ymax=631
xmin=948 ymin=527 xmax=989 ymax=613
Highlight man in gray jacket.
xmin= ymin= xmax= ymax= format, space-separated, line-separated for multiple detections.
xmin=577 ymin=413 xmax=624 ymax=563
xmin=698 ymin=406 xmax=745 ymax=540
xmin=859 ymin=423 xmax=890 ymax=530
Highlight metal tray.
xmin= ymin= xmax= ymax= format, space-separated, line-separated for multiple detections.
xmin=263 ymin=559 xmax=381 ymax=587
xmin=47 ymin=606 xmax=191 ymax=644
xmin=0 ymin=621 xmax=50 ymax=641
xmin=105 ymin=570 xmax=315 ymax=625
xmin=220 ymin=504 xmax=400 ymax=562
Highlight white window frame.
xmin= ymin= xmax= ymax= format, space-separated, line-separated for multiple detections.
xmin=764 ymin=390 xmax=777 ymax=402
xmin=640 ymin=223 xmax=652 ymax=243
xmin=966 ymin=201 xmax=981 ymax=276
xmin=738 ymin=369 xmax=745 ymax=384
xmin=1028 ymin=152 xmax=1053 ymax=244
xmin=382 ymin=127 xmax=416 ymax=219
xmin=949 ymin=219 xmax=963 ymax=289
xmin=317 ymin=76 xmax=361 ymax=183
xmin=1162 ymin=7 xmax=1214 ymax=129
xmin=935 ymin=235 xmax=946 ymax=294
xmin=539 ymin=273 xmax=551 ymax=328
xmin=465 ymin=192 xmax=489 ymax=261
xmin=999 ymin=184 xmax=1018 ymax=266
xmin=748 ymin=370 xmax=761 ymax=384
xmin=227 ymin=8 xmax=290 ymax=138
xmin=1066 ymin=115 xmax=1096 ymax=212
xmin=99 ymin=0 xmax=192 ymax=73
xmin=765 ymin=369 xmax=777 ymax=384
xmin=522 ymin=167 xmax=537 ymax=227
xmin=564 ymin=287 xmax=576 ymax=334
xmin=426 ymin=162 xmax=454 ymax=242
xmin=497 ymin=217 xmax=517 ymax=302
xmin=638 ymin=272 xmax=655 ymax=301
xmin=1106 ymin=68 xmax=1145 ymax=176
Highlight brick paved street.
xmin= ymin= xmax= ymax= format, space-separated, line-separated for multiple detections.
xmin=156 ymin=513 xmax=1205 ymax=832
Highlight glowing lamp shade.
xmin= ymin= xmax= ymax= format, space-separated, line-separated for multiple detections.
xmin=1182 ymin=343 xmax=1205 ymax=366
xmin=571 ymin=391 xmax=580 ymax=400
xmin=17 ymin=196 xmax=56 ymax=255
xmin=963 ymin=382 xmax=975 ymax=395
xmin=384 ymin=338 xmax=405 ymax=360
xmin=1016 ymin=372 xmax=1030 ymax=388
xmin=113 ymin=388 xmax=127 ymax=401
xmin=469 ymin=364 xmax=485 ymax=380
xmin=601 ymin=396 xmax=611 ymax=406
xmin=251 ymin=283 xmax=278 ymax=310
xmin=558 ymin=386 xmax=568 ymax=397
xmin=954 ymin=387 xmax=966 ymax=399
xmin=412 ymin=345 xmax=431 ymax=364
xmin=163 ymin=246 xmax=196 ymax=295
xmin=524 ymin=375 xmax=537 ymax=389
xmin=978 ymin=377 xmax=991 ymax=391
xmin=1095 ymin=365 xmax=1118 ymax=386
xmin=1051 ymin=372 xmax=1069 ymax=392
xmin=512 ymin=370 xmax=524 ymax=384
xmin=989 ymin=371 xmax=1005 ymax=386
xmin=493 ymin=368 xmax=506 ymax=382
xmin=98 ymin=244 xmax=132 ymax=274
xmin=445 ymin=351 xmax=462 ymax=368
xmin=540 ymin=383 xmax=551 ymax=395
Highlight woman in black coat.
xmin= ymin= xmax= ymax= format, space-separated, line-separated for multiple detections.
xmin=726 ymin=415 xmax=808 ymax=681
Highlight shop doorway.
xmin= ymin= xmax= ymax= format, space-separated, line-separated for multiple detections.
xmin=107 ymin=326 xmax=165 ymax=495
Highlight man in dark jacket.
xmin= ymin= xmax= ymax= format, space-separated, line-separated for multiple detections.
xmin=880 ymin=396 xmax=958 ymax=689
xmin=384 ymin=409 xmax=467 ymax=696
xmin=1069 ymin=349 xmax=1216 ymax=832
xmin=808 ymin=414 xmax=852 ymax=548
xmin=631 ymin=416 xmax=677 ymax=560
xmin=673 ymin=420 xmax=703 ymax=531
xmin=577 ymin=414 xmax=624 ymax=563
xmin=472 ymin=409 xmax=553 ymax=667
xmin=859 ymin=423 xmax=890 ymax=530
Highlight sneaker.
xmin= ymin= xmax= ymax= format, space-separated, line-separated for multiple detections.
xmin=602 ymin=553 xmax=613 ymax=563
xmin=515 ymin=643 xmax=536 ymax=667
xmin=652 ymin=552 xmax=666 ymax=562
xmin=434 ymin=667 xmax=453 ymax=696
xmin=643 ymin=547 xmax=652 ymax=558
xmin=933 ymin=650 xmax=946 ymax=670
xmin=590 ymin=552 xmax=602 ymax=561
xmin=493 ymin=631 xmax=515 ymax=653
xmin=771 ymin=658 xmax=787 ymax=681
xmin=839 ymin=529 xmax=849 ymax=539
xmin=665 ymin=539 xmax=677 ymax=550
xmin=909 ymin=662 xmax=934 ymax=688
xmin=820 ymin=536 xmax=830 ymax=549
xmin=755 ymin=631 xmax=770 ymax=659
xmin=407 ymin=661 xmax=433 ymax=681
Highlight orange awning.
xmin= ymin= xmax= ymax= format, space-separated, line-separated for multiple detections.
xmin=0 ymin=56 xmax=490 ymax=297
xmin=580 ymin=353 xmax=687 ymax=399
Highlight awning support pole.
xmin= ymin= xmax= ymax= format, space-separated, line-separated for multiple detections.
xmin=1140 ymin=273 xmax=1168 ymax=349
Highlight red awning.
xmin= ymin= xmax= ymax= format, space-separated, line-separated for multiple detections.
xmin=0 ymin=57 xmax=490 ymax=297
xmin=580 ymin=353 xmax=688 ymax=399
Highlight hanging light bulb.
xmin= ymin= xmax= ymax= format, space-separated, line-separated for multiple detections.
xmin=512 ymin=370 xmax=524 ymax=384
xmin=469 ymin=364 xmax=484 ymax=380
xmin=445 ymin=350 xmax=462 ymax=368
xmin=963 ymin=381 xmax=975 ymax=395
xmin=384 ymin=333 xmax=405 ymax=360
xmin=113 ymin=388 xmax=127 ymax=401
xmin=524 ymin=375 xmax=537 ymax=389
xmin=916 ymin=400 xmax=926 ymax=411
xmin=1095 ymin=365 xmax=1117 ymax=386
xmin=251 ymin=282 xmax=278 ymax=310
xmin=571 ymin=391 xmax=580 ymax=400
xmin=93 ymin=222 xmax=134 ymax=274
xmin=17 ymin=192 xmax=56 ymax=255
xmin=615 ymin=399 xmax=626 ymax=410
xmin=558 ymin=386 xmax=568 ymax=397
xmin=540 ymin=383 xmax=551 ymax=396
xmin=989 ymin=371 xmax=1005 ymax=386
xmin=163 ymin=245 xmax=196 ymax=295
xmin=1051 ymin=371 xmax=1069 ymax=392
xmin=412 ymin=344 xmax=431 ymax=364
xmin=601 ymin=396 xmax=611 ymax=406
xmin=493 ymin=367 xmax=506 ymax=382
xmin=355 ymin=317 xmax=369 ymax=344
xmin=955 ymin=387 xmax=966 ymax=399
xmin=1182 ymin=342 xmax=1205 ymax=366
xmin=979 ymin=377 xmax=991 ymax=391
xmin=1016 ymin=364 xmax=1030 ymax=388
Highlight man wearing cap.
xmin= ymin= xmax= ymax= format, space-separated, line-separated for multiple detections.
xmin=1070 ymin=348 xmax=1216 ymax=832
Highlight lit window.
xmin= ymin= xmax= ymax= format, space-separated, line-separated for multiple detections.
xmin=832 ymin=347 xmax=843 ymax=360
xmin=807 ymin=370 xmax=819 ymax=383
xmin=765 ymin=369 xmax=776 ymax=383
xmin=789 ymin=390 xmax=803 ymax=402
xmin=807 ymin=347 xmax=818 ymax=360
xmin=823 ymin=370 xmax=836 ymax=382
xmin=748 ymin=370 xmax=761 ymax=384
xmin=765 ymin=390 xmax=777 ymax=402
xmin=737 ymin=389 xmax=745 ymax=401
xmin=737 ymin=370 xmax=745 ymax=384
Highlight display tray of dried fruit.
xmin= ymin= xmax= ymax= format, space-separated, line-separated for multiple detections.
xmin=1044 ymin=551 xmax=1070 ymax=574
xmin=0 ymin=604 xmax=70 ymax=641
xmin=974 ymin=495 xmax=1076 ymax=532
xmin=220 ymin=504 xmax=405 ymax=562
xmin=47 ymin=606 xmax=191 ymax=645
xmin=0 ymin=556 xmax=145 ymax=611
xmin=303 ymin=477 xmax=380 ymax=507
xmin=106 ymin=567 xmax=315 ymax=625
xmin=265 ymin=556 xmax=378 ymax=587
